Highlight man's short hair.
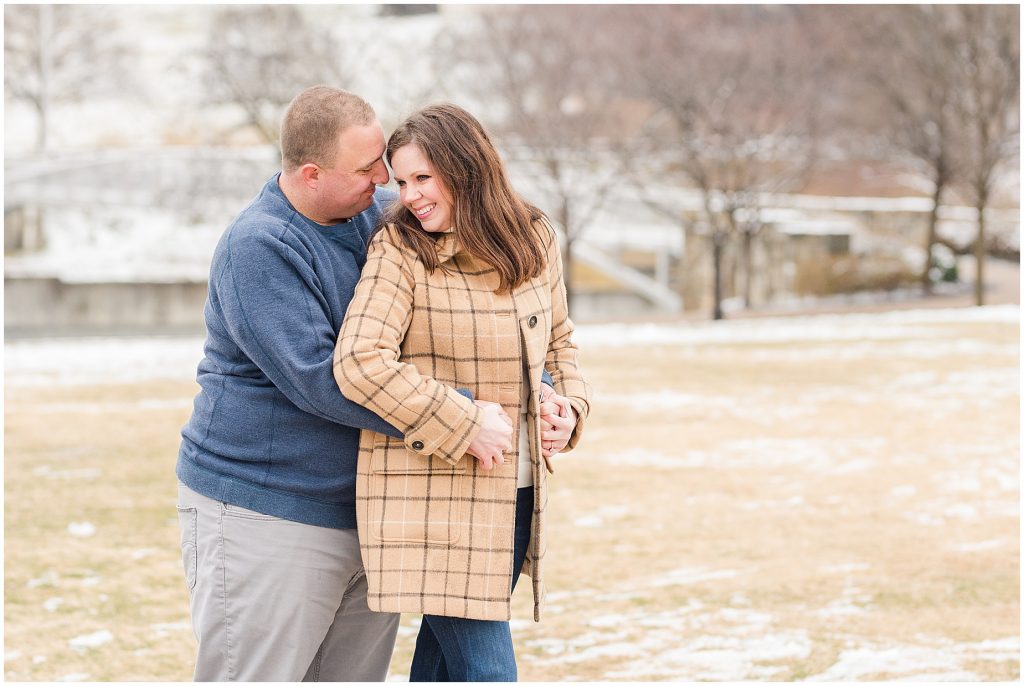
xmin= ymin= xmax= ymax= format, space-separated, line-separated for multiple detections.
xmin=280 ymin=86 xmax=376 ymax=172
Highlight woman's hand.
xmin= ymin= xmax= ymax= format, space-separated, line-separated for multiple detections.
xmin=539 ymin=388 xmax=576 ymax=458
xmin=466 ymin=400 xmax=513 ymax=470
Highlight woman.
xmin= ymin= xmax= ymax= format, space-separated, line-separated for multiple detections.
xmin=333 ymin=103 xmax=590 ymax=681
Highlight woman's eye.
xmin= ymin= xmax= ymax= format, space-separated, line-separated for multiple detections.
xmin=396 ymin=180 xmax=405 ymax=187
xmin=417 ymin=175 xmax=430 ymax=182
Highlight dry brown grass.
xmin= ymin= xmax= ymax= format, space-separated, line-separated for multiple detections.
xmin=4 ymin=311 xmax=1019 ymax=680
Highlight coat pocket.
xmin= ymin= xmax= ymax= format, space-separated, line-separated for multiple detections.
xmin=368 ymin=452 xmax=467 ymax=545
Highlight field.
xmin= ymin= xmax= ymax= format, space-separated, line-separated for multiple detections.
xmin=4 ymin=306 xmax=1019 ymax=681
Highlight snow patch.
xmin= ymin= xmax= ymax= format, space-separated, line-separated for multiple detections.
xmin=955 ymin=636 xmax=1019 ymax=661
xmin=821 ymin=562 xmax=870 ymax=574
xmin=5 ymin=335 xmax=205 ymax=387
xmin=27 ymin=571 xmax=60 ymax=588
xmin=33 ymin=466 xmax=102 ymax=480
xmin=815 ymin=586 xmax=874 ymax=618
xmin=560 ymin=642 xmax=637 ymax=663
xmin=150 ymin=621 xmax=191 ymax=637
xmin=605 ymin=631 xmax=812 ymax=680
xmin=948 ymin=539 xmax=1007 ymax=553
xmin=575 ymin=305 xmax=1019 ymax=349
xmin=810 ymin=645 xmax=968 ymax=680
xmin=524 ymin=637 xmax=567 ymax=655
xmin=67 ymin=522 xmax=96 ymax=538
xmin=942 ymin=504 xmax=981 ymax=521
xmin=574 ymin=504 xmax=630 ymax=528
xmin=68 ymin=629 xmax=113 ymax=651
xmin=18 ymin=399 xmax=194 ymax=414
xmin=594 ymin=590 xmax=651 ymax=602
xmin=832 ymin=458 xmax=876 ymax=474
xmin=648 ymin=567 xmax=739 ymax=588
xmin=810 ymin=635 xmax=1019 ymax=680
xmin=574 ymin=448 xmax=706 ymax=469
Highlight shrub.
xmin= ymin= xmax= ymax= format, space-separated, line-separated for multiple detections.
xmin=793 ymin=255 xmax=918 ymax=296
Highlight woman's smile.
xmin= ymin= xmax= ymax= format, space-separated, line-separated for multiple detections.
xmin=414 ymin=203 xmax=436 ymax=218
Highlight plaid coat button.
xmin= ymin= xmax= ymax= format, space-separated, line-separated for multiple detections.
xmin=412 ymin=440 xmax=424 ymax=450
xmin=528 ymin=315 xmax=538 ymax=328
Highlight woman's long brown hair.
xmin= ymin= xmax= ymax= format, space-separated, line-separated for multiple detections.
xmin=383 ymin=103 xmax=547 ymax=293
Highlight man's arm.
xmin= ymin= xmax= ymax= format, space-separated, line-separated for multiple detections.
xmin=214 ymin=226 xmax=403 ymax=438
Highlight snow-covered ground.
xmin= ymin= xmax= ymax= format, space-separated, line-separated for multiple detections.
xmin=4 ymin=334 xmax=207 ymax=387
xmin=4 ymin=304 xmax=1018 ymax=681
xmin=5 ymin=304 xmax=1017 ymax=388
xmin=576 ymin=303 xmax=1019 ymax=347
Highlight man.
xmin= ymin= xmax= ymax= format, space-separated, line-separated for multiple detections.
xmin=175 ymin=86 xmax=570 ymax=681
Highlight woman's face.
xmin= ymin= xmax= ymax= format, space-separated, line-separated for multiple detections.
xmin=390 ymin=144 xmax=453 ymax=233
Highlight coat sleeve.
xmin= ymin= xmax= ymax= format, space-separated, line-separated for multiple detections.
xmin=334 ymin=227 xmax=484 ymax=465
xmin=216 ymin=226 xmax=401 ymax=438
xmin=539 ymin=219 xmax=591 ymax=452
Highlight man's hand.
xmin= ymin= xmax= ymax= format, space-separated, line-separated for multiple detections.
xmin=539 ymin=385 xmax=576 ymax=459
xmin=466 ymin=400 xmax=513 ymax=470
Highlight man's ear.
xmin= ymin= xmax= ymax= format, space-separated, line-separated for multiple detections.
xmin=299 ymin=163 xmax=321 ymax=189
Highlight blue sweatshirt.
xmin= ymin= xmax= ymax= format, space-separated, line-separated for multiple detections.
xmin=177 ymin=174 xmax=402 ymax=529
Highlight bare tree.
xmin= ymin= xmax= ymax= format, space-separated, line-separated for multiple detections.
xmin=950 ymin=5 xmax=1019 ymax=306
xmin=619 ymin=6 xmax=820 ymax=319
xmin=837 ymin=6 xmax=974 ymax=296
xmin=198 ymin=6 xmax=351 ymax=145
xmin=433 ymin=6 xmax=632 ymax=314
xmin=4 ymin=5 xmax=135 ymax=151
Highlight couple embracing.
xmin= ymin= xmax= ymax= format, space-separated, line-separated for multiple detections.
xmin=175 ymin=86 xmax=590 ymax=682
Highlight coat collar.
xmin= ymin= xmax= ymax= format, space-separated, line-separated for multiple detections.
xmin=433 ymin=229 xmax=463 ymax=264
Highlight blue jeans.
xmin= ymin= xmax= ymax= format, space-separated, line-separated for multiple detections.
xmin=408 ymin=486 xmax=534 ymax=682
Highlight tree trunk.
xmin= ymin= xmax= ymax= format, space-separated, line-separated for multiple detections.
xmin=923 ymin=165 xmax=945 ymax=296
xmin=36 ymin=4 xmax=53 ymax=152
xmin=721 ymin=208 xmax=739 ymax=314
xmin=33 ymin=98 xmax=48 ymax=152
xmin=559 ymin=199 xmax=574 ymax=317
xmin=712 ymin=231 xmax=725 ymax=321
xmin=974 ymin=200 xmax=987 ymax=306
xmin=726 ymin=240 xmax=737 ymax=304
xmin=764 ymin=231 xmax=778 ymax=303
xmin=741 ymin=227 xmax=754 ymax=308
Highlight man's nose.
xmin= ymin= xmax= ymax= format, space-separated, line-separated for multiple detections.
xmin=371 ymin=160 xmax=390 ymax=186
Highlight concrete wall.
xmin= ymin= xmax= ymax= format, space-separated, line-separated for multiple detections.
xmin=5 ymin=278 xmax=209 ymax=337
xmin=5 ymin=277 xmax=654 ymax=337
xmin=570 ymin=290 xmax=656 ymax=322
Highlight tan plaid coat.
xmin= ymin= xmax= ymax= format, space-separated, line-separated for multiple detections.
xmin=334 ymin=219 xmax=590 ymax=622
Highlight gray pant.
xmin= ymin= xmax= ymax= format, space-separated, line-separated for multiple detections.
xmin=176 ymin=482 xmax=400 ymax=681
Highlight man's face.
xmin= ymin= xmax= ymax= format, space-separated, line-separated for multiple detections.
xmin=316 ymin=121 xmax=389 ymax=223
